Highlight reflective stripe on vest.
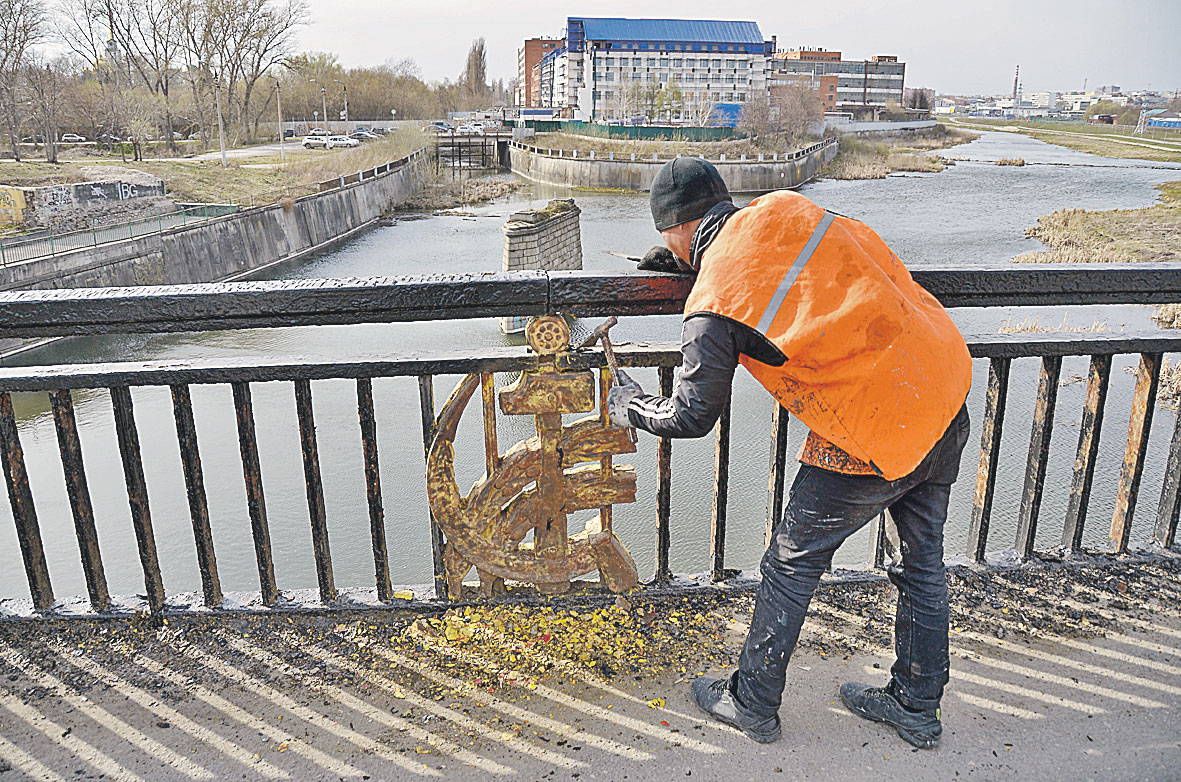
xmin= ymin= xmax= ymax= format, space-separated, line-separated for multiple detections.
xmin=754 ymin=211 xmax=835 ymax=335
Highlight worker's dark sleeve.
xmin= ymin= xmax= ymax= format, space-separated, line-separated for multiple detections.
xmin=627 ymin=314 xmax=781 ymax=438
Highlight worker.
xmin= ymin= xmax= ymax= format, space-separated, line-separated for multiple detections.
xmin=607 ymin=157 xmax=972 ymax=749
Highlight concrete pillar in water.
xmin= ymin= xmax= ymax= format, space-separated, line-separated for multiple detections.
xmin=500 ymin=199 xmax=583 ymax=335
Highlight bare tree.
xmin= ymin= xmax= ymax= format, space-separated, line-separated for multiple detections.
xmin=24 ymin=54 xmax=69 ymax=162
xmin=683 ymin=90 xmax=717 ymax=127
xmin=458 ymin=37 xmax=487 ymax=107
xmin=738 ymin=91 xmax=772 ymax=137
xmin=0 ymin=0 xmax=45 ymax=160
xmin=772 ymin=82 xmax=823 ymax=142
xmin=105 ymin=0 xmax=183 ymax=147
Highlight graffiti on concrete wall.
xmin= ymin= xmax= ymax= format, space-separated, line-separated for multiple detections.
xmin=0 ymin=187 xmax=27 ymax=225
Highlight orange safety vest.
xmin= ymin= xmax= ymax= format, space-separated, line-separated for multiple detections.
xmin=685 ymin=190 xmax=972 ymax=481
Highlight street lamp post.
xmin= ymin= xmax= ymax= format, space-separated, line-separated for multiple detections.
xmin=273 ymin=77 xmax=285 ymax=161
xmin=310 ymin=78 xmax=329 ymax=133
xmin=334 ymin=79 xmax=349 ymax=133
xmin=214 ymin=77 xmax=227 ymax=167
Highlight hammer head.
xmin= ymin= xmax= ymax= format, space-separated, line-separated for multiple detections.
xmin=576 ymin=316 xmax=618 ymax=350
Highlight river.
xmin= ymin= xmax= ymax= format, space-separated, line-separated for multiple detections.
xmin=2 ymin=130 xmax=1179 ymax=604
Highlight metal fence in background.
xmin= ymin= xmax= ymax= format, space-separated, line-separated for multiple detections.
xmin=509 ymin=136 xmax=835 ymax=164
xmin=0 ymin=204 xmax=239 ymax=267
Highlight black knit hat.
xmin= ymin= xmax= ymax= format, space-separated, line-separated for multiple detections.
xmin=649 ymin=157 xmax=732 ymax=231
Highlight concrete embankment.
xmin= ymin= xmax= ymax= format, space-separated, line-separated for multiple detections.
xmin=507 ymin=138 xmax=837 ymax=193
xmin=0 ymin=149 xmax=427 ymax=292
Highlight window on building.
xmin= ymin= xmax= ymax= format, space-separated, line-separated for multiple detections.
xmin=724 ymin=93 xmax=733 ymax=101
xmin=712 ymin=58 xmax=722 ymax=68
xmin=711 ymin=45 xmax=719 ymax=51
xmin=660 ymin=73 xmax=669 ymax=82
xmin=672 ymin=58 xmax=682 ymax=67
xmin=605 ymin=57 xmax=614 ymax=66
xmin=727 ymin=45 xmax=734 ymax=51
xmin=647 ymin=58 xmax=656 ymax=67
xmin=606 ymin=72 xmax=614 ymax=81
xmin=725 ymin=75 xmax=735 ymax=83
xmin=737 ymin=93 xmax=746 ymax=102
xmin=737 ymin=61 xmax=748 ymax=69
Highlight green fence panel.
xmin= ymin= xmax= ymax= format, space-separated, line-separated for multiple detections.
xmin=524 ymin=120 xmax=740 ymax=141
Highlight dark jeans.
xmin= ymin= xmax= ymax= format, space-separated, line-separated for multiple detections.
xmin=734 ymin=405 xmax=970 ymax=716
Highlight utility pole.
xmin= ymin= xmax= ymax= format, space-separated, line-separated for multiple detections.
xmin=321 ymin=86 xmax=328 ymax=132
xmin=274 ymin=77 xmax=285 ymax=161
xmin=335 ymin=79 xmax=348 ymax=132
xmin=215 ymin=77 xmax=227 ymax=167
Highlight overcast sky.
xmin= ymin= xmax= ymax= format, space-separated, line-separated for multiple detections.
xmin=296 ymin=0 xmax=1179 ymax=95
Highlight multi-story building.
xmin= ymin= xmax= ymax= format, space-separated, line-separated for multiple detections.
xmin=767 ymin=49 xmax=905 ymax=117
xmin=526 ymin=17 xmax=776 ymax=122
xmin=516 ymin=38 xmax=563 ymax=107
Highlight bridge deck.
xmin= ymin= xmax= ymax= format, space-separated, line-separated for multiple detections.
xmin=0 ymin=556 xmax=1178 ymax=781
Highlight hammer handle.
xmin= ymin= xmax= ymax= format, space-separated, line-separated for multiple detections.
xmin=601 ymin=335 xmax=622 ymax=381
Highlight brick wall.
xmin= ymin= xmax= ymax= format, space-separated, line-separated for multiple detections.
xmin=500 ymin=198 xmax=582 ymax=333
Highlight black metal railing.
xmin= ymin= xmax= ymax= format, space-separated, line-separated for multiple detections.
xmin=0 ymin=267 xmax=1180 ymax=619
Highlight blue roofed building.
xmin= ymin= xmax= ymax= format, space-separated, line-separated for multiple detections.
xmin=521 ymin=17 xmax=776 ymax=124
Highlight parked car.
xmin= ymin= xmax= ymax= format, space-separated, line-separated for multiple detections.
xmin=282 ymin=129 xmax=295 ymax=138
xmin=307 ymin=127 xmax=328 ymax=136
xmin=97 ymin=133 xmax=122 ymax=144
xmin=20 ymin=135 xmax=45 ymax=144
xmin=456 ymin=124 xmax=484 ymax=136
xmin=422 ymin=120 xmax=453 ymax=134
xmin=302 ymin=135 xmax=329 ymax=149
xmin=352 ymin=126 xmax=371 ymax=134
xmin=350 ymin=131 xmax=379 ymax=141
xmin=326 ymin=135 xmax=359 ymax=149
xmin=60 ymin=133 xmax=87 ymax=143
xmin=372 ymin=127 xmax=390 ymax=135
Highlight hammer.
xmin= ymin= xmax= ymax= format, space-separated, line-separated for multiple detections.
xmin=577 ymin=316 xmax=623 ymax=383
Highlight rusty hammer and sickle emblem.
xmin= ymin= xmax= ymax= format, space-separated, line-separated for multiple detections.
xmin=426 ymin=315 xmax=640 ymax=599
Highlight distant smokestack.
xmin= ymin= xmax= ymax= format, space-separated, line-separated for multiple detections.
xmin=1013 ymin=65 xmax=1019 ymax=102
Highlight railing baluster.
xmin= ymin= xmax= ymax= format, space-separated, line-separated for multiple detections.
xmin=49 ymin=389 xmax=109 ymax=612
xmin=764 ymin=403 xmax=789 ymax=547
xmin=655 ymin=366 xmax=673 ymax=583
xmin=110 ymin=386 xmax=164 ymax=620
xmin=1063 ymin=355 xmax=1112 ymax=552
xmin=1154 ymin=401 xmax=1181 ymax=551
xmin=231 ymin=381 xmax=277 ymax=606
xmin=709 ymin=394 xmax=732 ymax=582
xmin=1110 ymin=353 xmax=1162 ymax=553
xmin=169 ymin=384 xmax=222 ymax=609
xmin=0 ymin=391 xmax=54 ymax=612
xmin=597 ymin=368 xmax=613 ymax=533
xmin=1015 ymin=355 xmax=1062 ymax=559
xmin=968 ymin=357 xmax=1011 ymax=562
xmin=480 ymin=373 xmax=499 ymax=478
xmin=418 ymin=375 xmax=447 ymax=600
xmin=356 ymin=378 xmax=391 ymax=602
xmin=294 ymin=379 xmax=336 ymax=603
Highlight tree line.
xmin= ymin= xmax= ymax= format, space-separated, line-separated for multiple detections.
xmin=0 ymin=0 xmax=509 ymax=163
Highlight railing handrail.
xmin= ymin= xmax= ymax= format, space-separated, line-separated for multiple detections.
xmin=1 ymin=266 xmax=1180 ymax=338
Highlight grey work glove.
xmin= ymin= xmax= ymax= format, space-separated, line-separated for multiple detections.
xmin=606 ymin=370 xmax=643 ymax=428
xmin=636 ymin=245 xmax=683 ymax=273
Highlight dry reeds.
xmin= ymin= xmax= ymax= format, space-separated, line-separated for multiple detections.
xmin=996 ymin=158 xmax=1026 ymax=166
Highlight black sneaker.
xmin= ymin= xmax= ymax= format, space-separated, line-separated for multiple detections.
xmin=839 ymin=682 xmax=942 ymax=749
xmin=690 ymin=675 xmax=781 ymax=743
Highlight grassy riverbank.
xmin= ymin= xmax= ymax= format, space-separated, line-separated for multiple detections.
xmin=819 ymin=125 xmax=978 ymax=179
xmin=0 ymin=129 xmax=426 ymax=207
xmin=1014 ymin=180 xmax=1180 ymax=264
xmin=945 ymin=118 xmax=1181 ymax=164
